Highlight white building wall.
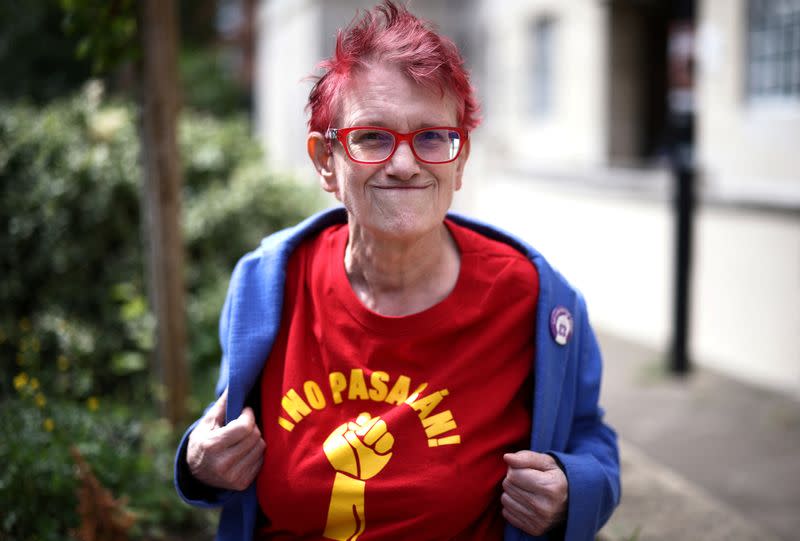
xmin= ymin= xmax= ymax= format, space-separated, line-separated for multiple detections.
xmin=473 ymin=175 xmax=674 ymax=350
xmin=480 ymin=0 xmax=607 ymax=168
xmin=691 ymin=207 xmax=800 ymax=393
xmin=473 ymin=175 xmax=800 ymax=396
xmin=472 ymin=0 xmax=800 ymax=395
xmin=255 ymin=0 xmax=322 ymax=175
xmin=696 ymin=0 xmax=800 ymax=205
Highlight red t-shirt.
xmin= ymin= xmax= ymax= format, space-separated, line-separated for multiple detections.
xmin=256 ymin=220 xmax=538 ymax=540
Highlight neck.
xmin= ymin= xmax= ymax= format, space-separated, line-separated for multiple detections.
xmin=344 ymin=222 xmax=460 ymax=316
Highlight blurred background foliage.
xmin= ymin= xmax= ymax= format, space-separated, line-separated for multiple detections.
xmin=0 ymin=0 xmax=248 ymax=113
xmin=0 ymin=1 xmax=322 ymax=539
xmin=0 ymin=1 xmax=94 ymax=103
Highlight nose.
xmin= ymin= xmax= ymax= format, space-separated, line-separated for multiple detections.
xmin=383 ymin=141 xmax=420 ymax=180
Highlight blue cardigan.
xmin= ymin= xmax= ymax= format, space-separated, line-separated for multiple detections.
xmin=174 ymin=207 xmax=620 ymax=541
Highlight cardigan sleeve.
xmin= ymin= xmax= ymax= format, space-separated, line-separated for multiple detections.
xmin=549 ymin=297 xmax=621 ymax=540
xmin=173 ymin=263 xmax=237 ymax=507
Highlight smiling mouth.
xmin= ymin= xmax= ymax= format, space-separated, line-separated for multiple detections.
xmin=371 ymin=185 xmax=431 ymax=190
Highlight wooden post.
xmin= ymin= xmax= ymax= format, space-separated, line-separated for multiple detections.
xmin=138 ymin=0 xmax=188 ymax=425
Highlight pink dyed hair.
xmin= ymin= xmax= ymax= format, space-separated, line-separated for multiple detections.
xmin=306 ymin=1 xmax=481 ymax=134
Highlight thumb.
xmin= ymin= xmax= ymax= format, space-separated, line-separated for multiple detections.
xmin=206 ymin=387 xmax=229 ymax=427
xmin=503 ymin=450 xmax=556 ymax=471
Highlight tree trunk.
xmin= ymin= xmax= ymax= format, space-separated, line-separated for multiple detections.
xmin=138 ymin=0 xmax=188 ymax=426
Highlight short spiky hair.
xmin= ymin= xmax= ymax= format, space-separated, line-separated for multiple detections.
xmin=306 ymin=1 xmax=481 ymax=134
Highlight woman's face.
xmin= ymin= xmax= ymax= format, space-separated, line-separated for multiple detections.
xmin=312 ymin=64 xmax=469 ymax=241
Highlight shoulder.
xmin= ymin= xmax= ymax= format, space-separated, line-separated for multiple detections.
xmin=447 ymin=218 xmax=537 ymax=293
xmin=445 ymin=212 xmax=588 ymax=314
xmin=445 ymin=212 xmax=558 ymax=282
xmin=225 ymin=208 xmax=348 ymax=295
xmin=257 ymin=207 xmax=348 ymax=257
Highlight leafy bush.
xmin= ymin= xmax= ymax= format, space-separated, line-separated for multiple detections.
xmin=0 ymin=84 xmax=323 ymax=539
xmin=0 ymin=83 xmax=321 ymax=402
xmin=180 ymin=48 xmax=250 ymax=117
xmin=0 ymin=395 xmax=217 ymax=541
xmin=0 ymin=0 xmax=93 ymax=103
xmin=1 ymin=86 xmax=146 ymax=406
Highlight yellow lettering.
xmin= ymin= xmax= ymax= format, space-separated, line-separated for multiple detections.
xmin=368 ymin=371 xmax=389 ymax=401
xmin=348 ymin=369 xmax=369 ymax=400
xmin=304 ymin=380 xmax=326 ymax=410
xmin=422 ymin=410 xmax=457 ymax=438
xmin=410 ymin=389 xmax=448 ymax=420
xmin=278 ymin=417 xmax=295 ymax=432
xmin=329 ymin=371 xmax=347 ymax=404
xmin=427 ymin=435 xmax=461 ymax=447
xmin=281 ymin=388 xmax=312 ymax=423
xmin=384 ymin=375 xmax=411 ymax=405
xmin=404 ymin=383 xmax=429 ymax=405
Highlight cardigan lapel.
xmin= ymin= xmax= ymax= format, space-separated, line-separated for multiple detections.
xmin=224 ymin=230 xmax=291 ymax=422
xmin=529 ymin=254 xmax=571 ymax=453
xmin=224 ymin=209 xmax=349 ymax=422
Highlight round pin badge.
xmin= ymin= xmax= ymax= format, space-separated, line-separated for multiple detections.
xmin=549 ymin=306 xmax=573 ymax=346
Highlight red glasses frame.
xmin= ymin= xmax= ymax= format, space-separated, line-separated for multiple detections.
xmin=325 ymin=126 xmax=468 ymax=164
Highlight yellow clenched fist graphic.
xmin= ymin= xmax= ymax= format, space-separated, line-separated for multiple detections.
xmin=324 ymin=412 xmax=394 ymax=479
xmin=323 ymin=412 xmax=394 ymax=540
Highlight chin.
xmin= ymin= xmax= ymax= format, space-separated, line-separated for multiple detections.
xmin=365 ymin=209 xmax=444 ymax=241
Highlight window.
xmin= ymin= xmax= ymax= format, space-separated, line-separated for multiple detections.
xmin=529 ymin=16 xmax=556 ymax=116
xmin=746 ymin=0 xmax=800 ymax=100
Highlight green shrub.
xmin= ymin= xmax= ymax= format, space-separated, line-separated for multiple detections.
xmin=0 ymin=84 xmax=323 ymax=539
xmin=0 ymin=396 xmax=217 ymax=541
xmin=0 ymin=84 xmax=321 ymax=402
xmin=0 ymin=87 xmax=146 ymax=405
xmin=0 ymin=1 xmax=93 ymax=103
xmin=180 ymin=48 xmax=250 ymax=117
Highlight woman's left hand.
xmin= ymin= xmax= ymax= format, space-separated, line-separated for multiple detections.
xmin=501 ymin=450 xmax=569 ymax=535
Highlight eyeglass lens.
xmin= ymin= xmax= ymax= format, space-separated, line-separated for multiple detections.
xmin=346 ymin=129 xmax=462 ymax=163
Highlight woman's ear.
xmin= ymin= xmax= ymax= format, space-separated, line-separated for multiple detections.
xmin=307 ymin=132 xmax=338 ymax=194
xmin=453 ymin=139 xmax=471 ymax=192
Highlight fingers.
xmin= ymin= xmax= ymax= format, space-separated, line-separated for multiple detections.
xmin=362 ymin=418 xmax=393 ymax=454
xmin=501 ymin=479 xmax=564 ymax=536
xmin=362 ymin=418 xmax=386 ymax=445
xmin=501 ymin=480 xmax=563 ymax=536
xmin=373 ymin=431 xmax=394 ymax=454
xmin=205 ymin=388 xmax=228 ymax=427
xmin=355 ymin=412 xmax=374 ymax=428
xmin=504 ymin=463 xmax=552 ymax=493
xmin=351 ymin=414 xmax=393 ymax=454
xmin=219 ymin=407 xmax=258 ymax=446
xmin=504 ymin=451 xmax=563 ymax=494
xmin=503 ymin=450 xmax=558 ymax=471
xmin=501 ymin=452 xmax=569 ymax=537
xmin=504 ymin=464 xmax=567 ymax=502
xmin=345 ymin=429 xmax=366 ymax=455
xmin=502 ymin=502 xmax=548 ymax=536
xmin=186 ymin=397 xmax=266 ymax=492
xmin=355 ymin=415 xmax=380 ymax=437
xmin=502 ymin=477 xmax=550 ymax=513
xmin=228 ymin=434 xmax=266 ymax=491
xmin=323 ymin=422 xmax=359 ymax=477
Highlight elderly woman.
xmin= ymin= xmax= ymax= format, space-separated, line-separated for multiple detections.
xmin=175 ymin=3 xmax=620 ymax=540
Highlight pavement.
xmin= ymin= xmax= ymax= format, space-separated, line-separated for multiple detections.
xmin=595 ymin=332 xmax=800 ymax=541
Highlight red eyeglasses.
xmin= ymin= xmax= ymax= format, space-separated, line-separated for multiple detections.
xmin=326 ymin=126 xmax=468 ymax=164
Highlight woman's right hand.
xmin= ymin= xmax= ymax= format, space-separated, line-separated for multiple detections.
xmin=186 ymin=388 xmax=266 ymax=491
